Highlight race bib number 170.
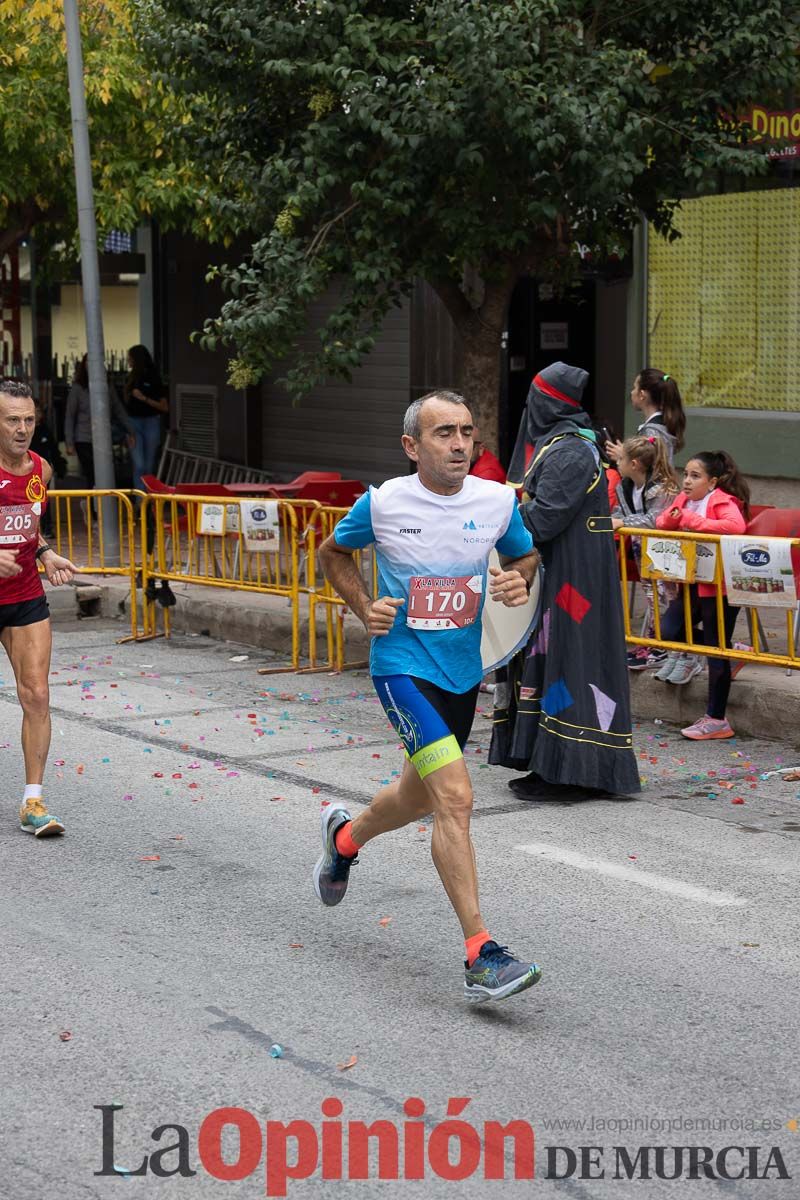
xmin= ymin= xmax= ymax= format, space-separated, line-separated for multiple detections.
xmin=406 ymin=575 xmax=482 ymax=631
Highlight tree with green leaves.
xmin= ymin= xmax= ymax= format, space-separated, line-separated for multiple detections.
xmin=144 ymin=0 xmax=799 ymax=445
xmin=0 ymin=0 xmax=227 ymax=268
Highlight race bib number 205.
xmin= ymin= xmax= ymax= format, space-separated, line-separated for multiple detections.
xmin=0 ymin=503 xmax=40 ymax=546
xmin=406 ymin=575 xmax=482 ymax=631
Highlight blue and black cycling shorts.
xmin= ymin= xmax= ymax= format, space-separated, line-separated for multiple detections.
xmin=372 ymin=674 xmax=480 ymax=779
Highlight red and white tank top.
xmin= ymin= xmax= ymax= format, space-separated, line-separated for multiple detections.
xmin=0 ymin=451 xmax=47 ymax=604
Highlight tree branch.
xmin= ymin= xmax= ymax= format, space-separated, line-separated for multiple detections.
xmin=305 ymin=201 xmax=361 ymax=259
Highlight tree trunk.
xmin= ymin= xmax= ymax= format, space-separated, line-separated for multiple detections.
xmin=457 ymin=315 xmax=504 ymax=451
xmin=428 ymin=267 xmax=519 ymax=456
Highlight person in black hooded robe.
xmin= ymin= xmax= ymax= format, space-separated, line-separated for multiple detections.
xmin=489 ymin=362 xmax=641 ymax=798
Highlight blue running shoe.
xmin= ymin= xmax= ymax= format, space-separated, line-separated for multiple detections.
xmin=313 ymin=803 xmax=356 ymax=906
xmin=19 ymin=797 xmax=65 ymax=838
xmin=464 ymin=940 xmax=542 ymax=1003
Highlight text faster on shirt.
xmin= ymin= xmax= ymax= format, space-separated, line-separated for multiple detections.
xmin=333 ymin=473 xmax=533 ymax=693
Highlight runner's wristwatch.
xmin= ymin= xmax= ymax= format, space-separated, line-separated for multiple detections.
xmin=34 ymin=544 xmax=52 ymax=561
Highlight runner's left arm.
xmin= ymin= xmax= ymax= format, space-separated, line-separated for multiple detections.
xmin=36 ymin=460 xmax=78 ymax=586
xmin=489 ymin=499 xmax=540 ymax=607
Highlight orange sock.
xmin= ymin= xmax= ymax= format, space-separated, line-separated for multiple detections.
xmin=465 ymin=930 xmax=491 ymax=967
xmin=334 ymin=821 xmax=362 ymax=859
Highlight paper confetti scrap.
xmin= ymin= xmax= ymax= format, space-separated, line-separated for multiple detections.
xmin=337 ymin=1056 xmax=358 ymax=1071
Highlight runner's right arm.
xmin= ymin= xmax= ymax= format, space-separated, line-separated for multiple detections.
xmin=319 ymin=536 xmax=403 ymax=636
xmin=319 ymin=490 xmax=403 ymax=637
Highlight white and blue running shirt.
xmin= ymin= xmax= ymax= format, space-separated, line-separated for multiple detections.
xmin=333 ymin=473 xmax=533 ymax=692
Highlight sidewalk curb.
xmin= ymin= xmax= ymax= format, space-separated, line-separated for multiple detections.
xmin=629 ymin=665 xmax=800 ymax=746
xmin=73 ymin=575 xmax=370 ymax=662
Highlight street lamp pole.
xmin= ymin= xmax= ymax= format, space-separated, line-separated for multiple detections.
xmin=62 ymin=0 xmax=120 ymax=562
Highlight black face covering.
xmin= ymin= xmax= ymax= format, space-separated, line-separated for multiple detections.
xmin=507 ymin=362 xmax=592 ymax=487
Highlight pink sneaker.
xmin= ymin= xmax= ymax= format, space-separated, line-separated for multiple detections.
xmin=681 ymin=715 xmax=735 ymax=741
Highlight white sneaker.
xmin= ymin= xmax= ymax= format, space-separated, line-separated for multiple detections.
xmin=667 ymin=654 xmax=704 ymax=685
xmin=654 ymin=651 xmax=680 ymax=681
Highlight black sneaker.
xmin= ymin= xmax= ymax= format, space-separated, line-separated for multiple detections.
xmin=626 ymin=648 xmax=650 ymax=671
xmin=156 ymin=582 xmax=177 ymax=607
xmin=313 ymin=803 xmax=357 ymax=906
xmin=464 ymin=940 xmax=542 ymax=1003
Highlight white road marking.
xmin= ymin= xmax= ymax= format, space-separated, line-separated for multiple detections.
xmin=516 ymin=842 xmax=747 ymax=907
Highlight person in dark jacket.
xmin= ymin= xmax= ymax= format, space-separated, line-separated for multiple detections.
xmin=124 ymin=344 xmax=168 ymax=491
xmin=489 ymin=363 xmax=641 ymax=799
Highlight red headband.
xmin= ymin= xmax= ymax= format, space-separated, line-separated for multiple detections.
xmin=533 ymin=372 xmax=581 ymax=409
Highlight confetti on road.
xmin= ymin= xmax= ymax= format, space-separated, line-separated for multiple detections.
xmin=337 ymin=1056 xmax=358 ymax=1071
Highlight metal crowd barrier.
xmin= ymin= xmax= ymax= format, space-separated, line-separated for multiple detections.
xmin=47 ymin=489 xmax=140 ymax=639
xmin=43 ymin=494 xmax=800 ymax=679
xmin=618 ymin=526 xmax=800 ymax=671
xmin=141 ymin=493 xmax=302 ymax=665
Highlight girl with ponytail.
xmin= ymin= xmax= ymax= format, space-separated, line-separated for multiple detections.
xmin=655 ymin=449 xmax=749 ymax=739
xmin=612 ymin=435 xmax=678 ymax=530
xmin=612 ymin=435 xmax=679 ymax=671
xmin=607 ymin=368 xmax=686 ymax=465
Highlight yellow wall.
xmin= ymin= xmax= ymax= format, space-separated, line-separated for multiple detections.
xmin=19 ymin=283 xmax=140 ymax=370
xmin=50 ymin=283 xmax=140 ymax=366
xmin=648 ymin=190 xmax=800 ymax=412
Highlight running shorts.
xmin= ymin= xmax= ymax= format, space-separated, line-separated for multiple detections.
xmin=0 ymin=594 xmax=49 ymax=633
xmin=373 ymin=674 xmax=479 ymax=779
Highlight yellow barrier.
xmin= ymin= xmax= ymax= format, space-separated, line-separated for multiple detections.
xmin=41 ymin=492 xmax=800 ymax=680
xmin=47 ymin=489 xmax=140 ymax=640
xmin=619 ymin=526 xmax=800 ymax=670
xmin=141 ymin=493 xmax=302 ymax=665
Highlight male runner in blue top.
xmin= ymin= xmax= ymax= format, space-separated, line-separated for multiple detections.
xmin=317 ymin=390 xmax=542 ymax=1003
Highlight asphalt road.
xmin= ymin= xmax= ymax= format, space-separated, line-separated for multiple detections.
xmin=2 ymin=622 xmax=799 ymax=1199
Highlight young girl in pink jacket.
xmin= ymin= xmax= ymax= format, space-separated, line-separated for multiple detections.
xmin=654 ymin=450 xmax=750 ymax=740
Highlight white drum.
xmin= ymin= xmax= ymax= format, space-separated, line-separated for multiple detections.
xmin=480 ymin=550 xmax=543 ymax=673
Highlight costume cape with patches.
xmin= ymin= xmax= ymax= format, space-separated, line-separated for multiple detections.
xmin=489 ymin=363 xmax=641 ymax=795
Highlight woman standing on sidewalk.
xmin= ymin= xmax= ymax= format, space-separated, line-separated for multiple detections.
xmin=124 ymin=345 xmax=168 ymax=491
xmin=654 ymin=451 xmax=749 ymax=740
xmin=607 ymin=369 xmax=687 ymax=467
xmin=65 ymin=355 xmax=136 ymax=488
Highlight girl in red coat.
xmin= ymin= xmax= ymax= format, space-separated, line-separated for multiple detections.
xmin=654 ymin=450 xmax=749 ymax=740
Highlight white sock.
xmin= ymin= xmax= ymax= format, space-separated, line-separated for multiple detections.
xmin=23 ymin=784 xmax=43 ymax=802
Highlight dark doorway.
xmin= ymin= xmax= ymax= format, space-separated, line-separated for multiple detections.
xmin=501 ymin=277 xmax=596 ymax=465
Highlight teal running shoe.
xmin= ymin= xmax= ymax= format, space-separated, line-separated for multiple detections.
xmin=313 ymin=803 xmax=356 ymax=906
xmin=464 ymin=940 xmax=542 ymax=1003
xmin=19 ymin=797 xmax=65 ymax=838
